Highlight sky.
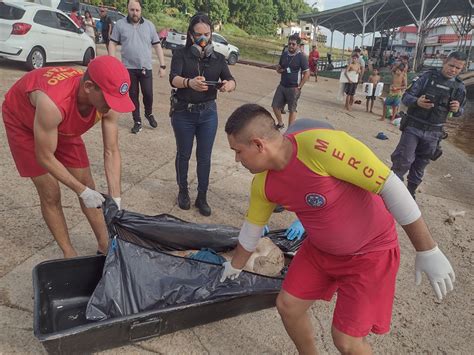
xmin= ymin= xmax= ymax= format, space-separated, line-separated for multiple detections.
xmin=304 ymin=0 xmax=375 ymax=50
xmin=309 ymin=0 xmax=358 ymax=11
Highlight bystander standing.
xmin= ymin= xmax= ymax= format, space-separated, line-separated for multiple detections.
xmin=169 ymin=13 xmax=236 ymax=216
xmin=272 ymin=34 xmax=310 ymax=129
xmin=109 ymin=0 xmax=166 ymax=134
xmin=391 ymin=51 xmax=467 ymax=199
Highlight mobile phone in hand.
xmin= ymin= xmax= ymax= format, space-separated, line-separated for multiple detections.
xmin=203 ymin=80 xmax=224 ymax=89
xmin=425 ymin=94 xmax=436 ymax=103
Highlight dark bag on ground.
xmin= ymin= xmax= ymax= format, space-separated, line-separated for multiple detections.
xmin=86 ymin=198 xmax=301 ymax=321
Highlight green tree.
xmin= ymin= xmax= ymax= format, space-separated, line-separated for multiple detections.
xmin=165 ymin=0 xmax=196 ymax=15
xmin=209 ymin=0 xmax=230 ymax=24
xmin=229 ymin=0 xmax=277 ymax=35
xmin=188 ymin=0 xmax=229 ymax=24
xmin=143 ymin=0 xmax=166 ymax=14
xmin=273 ymin=0 xmax=312 ymax=24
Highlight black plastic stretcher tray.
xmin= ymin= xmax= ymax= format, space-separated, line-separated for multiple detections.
xmin=33 ymin=255 xmax=281 ymax=354
xmin=33 ymin=198 xmax=304 ymax=354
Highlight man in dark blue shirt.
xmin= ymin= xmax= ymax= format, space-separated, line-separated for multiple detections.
xmin=272 ymin=34 xmax=310 ymax=129
xmin=391 ymin=51 xmax=467 ymax=199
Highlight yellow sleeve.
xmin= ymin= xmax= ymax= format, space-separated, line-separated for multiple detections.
xmin=295 ymin=130 xmax=390 ymax=193
xmin=245 ymin=171 xmax=276 ymax=226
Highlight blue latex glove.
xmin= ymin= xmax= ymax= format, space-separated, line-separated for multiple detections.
xmin=262 ymin=225 xmax=270 ymax=236
xmin=285 ymin=220 xmax=305 ymax=240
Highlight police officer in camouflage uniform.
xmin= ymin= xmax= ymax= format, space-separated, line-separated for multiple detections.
xmin=391 ymin=51 xmax=467 ymax=199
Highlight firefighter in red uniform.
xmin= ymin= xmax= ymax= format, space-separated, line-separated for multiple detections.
xmin=2 ymin=56 xmax=134 ymax=258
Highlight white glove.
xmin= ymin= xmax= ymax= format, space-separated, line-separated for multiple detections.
xmin=220 ymin=261 xmax=242 ymax=282
xmin=415 ymin=246 xmax=455 ymax=300
xmin=112 ymin=197 xmax=121 ymax=210
xmin=79 ymin=187 xmax=105 ymax=208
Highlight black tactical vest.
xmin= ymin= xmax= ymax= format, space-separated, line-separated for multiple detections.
xmin=407 ymin=69 xmax=463 ymax=125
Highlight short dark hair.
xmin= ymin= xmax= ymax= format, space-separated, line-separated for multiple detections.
xmin=288 ymin=34 xmax=301 ymax=45
xmin=447 ymin=51 xmax=467 ymax=61
xmin=225 ymin=104 xmax=276 ymax=137
xmin=186 ymin=13 xmax=213 ymax=47
xmin=82 ymin=70 xmax=99 ymax=89
xmin=72 ymin=5 xmax=78 ymax=12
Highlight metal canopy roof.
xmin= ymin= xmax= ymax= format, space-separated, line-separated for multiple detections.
xmin=299 ymin=0 xmax=472 ymax=35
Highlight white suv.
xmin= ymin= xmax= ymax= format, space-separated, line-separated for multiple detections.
xmin=212 ymin=33 xmax=239 ymax=65
xmin=0 ymin=1 xmax=96 ymax=70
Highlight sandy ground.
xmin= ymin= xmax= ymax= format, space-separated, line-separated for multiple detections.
xmin=0 ymin=45 xmax=473 ymax=354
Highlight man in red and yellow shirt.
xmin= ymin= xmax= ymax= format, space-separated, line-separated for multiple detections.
xmin=222 ymin=104 xmax=455 ymax=354
xmin=2 ymin=56 xmax=134 ymax=258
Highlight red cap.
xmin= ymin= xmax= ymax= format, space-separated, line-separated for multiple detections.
xmin=87 ymin=55 xmax=135 ymax=113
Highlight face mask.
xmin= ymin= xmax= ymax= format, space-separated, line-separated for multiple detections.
xmin=190 ymin=35 xmax=213 ymax=58
xmin=194 ymin=35 xmax=209 ymax=47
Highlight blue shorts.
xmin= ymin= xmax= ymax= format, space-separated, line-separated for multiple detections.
xmin=385 ymin=94 xmax=401 ymax=107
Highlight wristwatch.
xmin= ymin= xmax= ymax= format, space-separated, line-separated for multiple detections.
xmin=160 ymin=65 xmax=166 ymax=69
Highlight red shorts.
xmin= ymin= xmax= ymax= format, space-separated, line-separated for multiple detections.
xmin=3 ymin=111 xmax=89 ymax=177
xmin=282 ymin=240 xmax=400 ymax=337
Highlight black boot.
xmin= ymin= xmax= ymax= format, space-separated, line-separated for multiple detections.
xmin=195 ymin=192 xmax=211 ymax=216
xmin=407 ymin=182 xmax=418 ymax=200
xmin=177 ymin=188 xmax=190 ymax=210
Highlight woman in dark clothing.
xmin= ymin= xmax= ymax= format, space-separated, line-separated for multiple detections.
xmin=169 ymin=13 xmax=236 ymax=216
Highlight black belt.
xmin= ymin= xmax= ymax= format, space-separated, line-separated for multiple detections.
xmin=175 ymin=100 xmax=214 ymax=112
xmin=406 ymin=117 xmax=444 ymax=132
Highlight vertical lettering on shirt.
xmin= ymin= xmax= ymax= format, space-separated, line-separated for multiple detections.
xmin=363 ymin=166 xmax=374 ymax=178
xmin=375 ymin=175 xmax=386 ymax=187
xmin=348 ymin=157 xmax=361 ymax=170
xmin=314 ymin=139 xmax=329 ymax=152
xmin=332 ymin=149 xmax=345 ymax=161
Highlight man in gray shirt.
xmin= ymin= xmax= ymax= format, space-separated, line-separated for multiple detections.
xmin=109 ymin=0 xmax=166 ymax=134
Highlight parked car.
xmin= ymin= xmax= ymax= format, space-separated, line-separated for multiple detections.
xmin=212 ymin=33 xmax=239 ymax=65
xmin=158 ymin=28 xmax=168 ymax=47
xmin=163 ymin=28 xmax=186 ymax=51
xmin=57 ymin=1 xmax=125 ymax=24
xmin=0 ymin=1 xmax=96 ymax=70
xmin=164 ymin=30 xmax=239 ymax=65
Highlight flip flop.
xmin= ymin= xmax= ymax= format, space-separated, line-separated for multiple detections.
xmin=375 ymin=132 xmax=389 ymax=140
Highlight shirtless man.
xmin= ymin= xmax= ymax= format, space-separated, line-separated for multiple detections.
xmin=2 ymin=56 xmax=134 ymax=257
xmin=381 ymin=64 xmax=407 ymax=122
xmin=344 ymin=53 xmax=361 ymax=111
xmin=366 ymin=68 xmax=381 ymax=113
